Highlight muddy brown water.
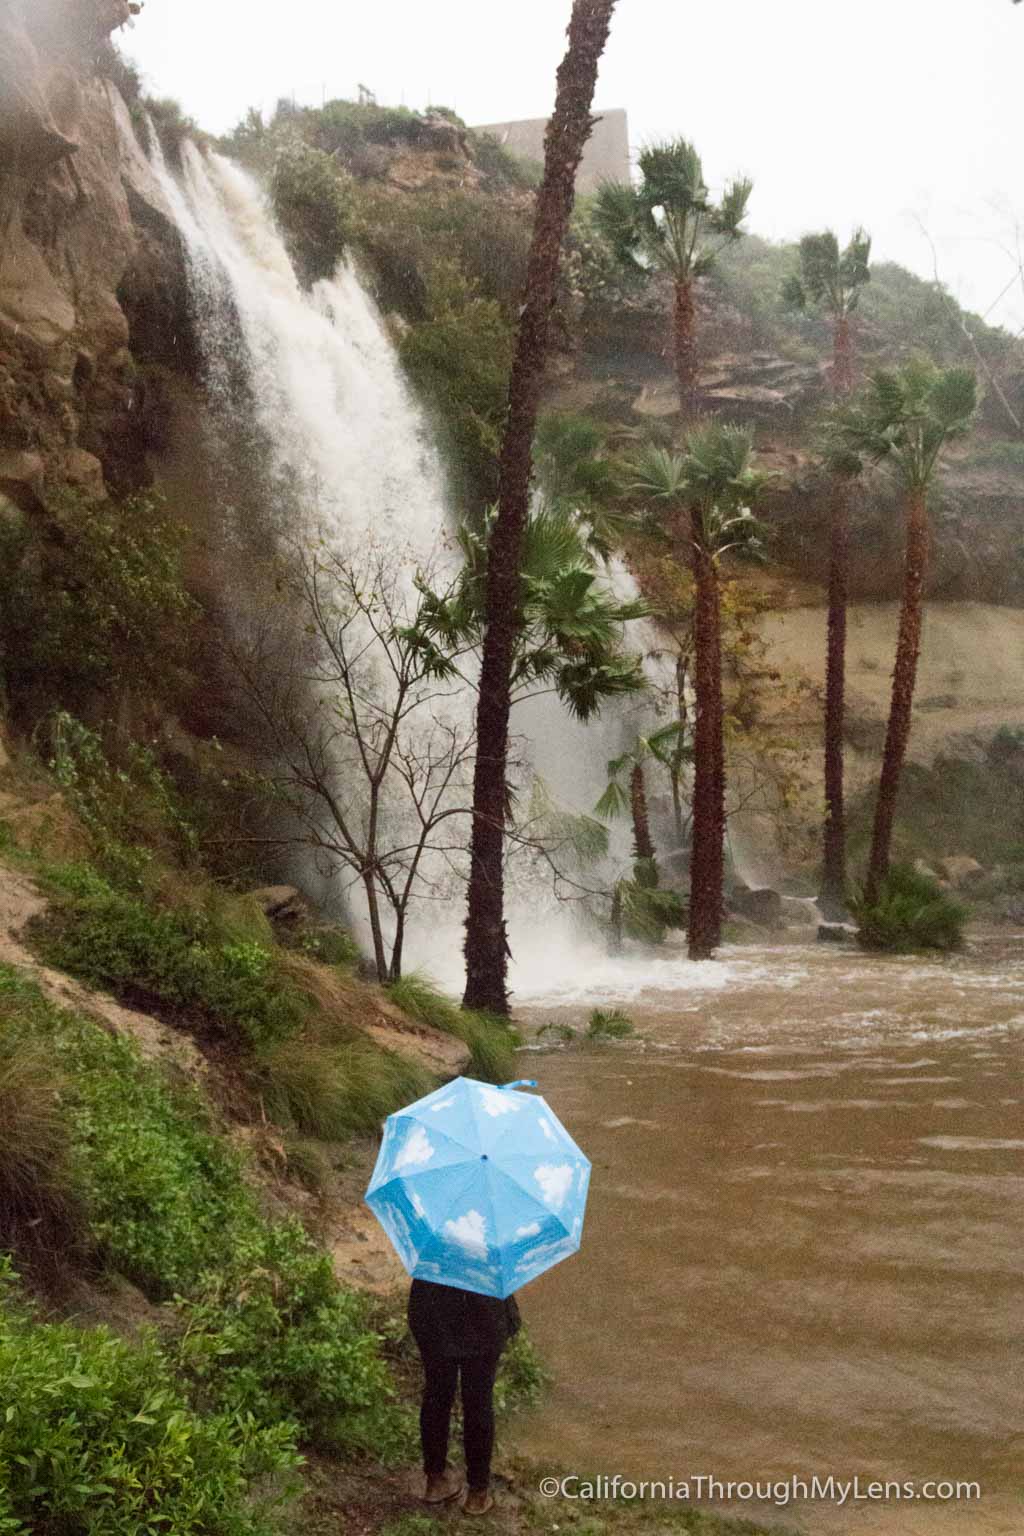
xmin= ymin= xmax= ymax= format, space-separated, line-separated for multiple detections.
xmin=510 ymin=936 xmax=1024 ymax=1534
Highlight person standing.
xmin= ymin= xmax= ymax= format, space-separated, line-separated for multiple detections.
xmin=408 ymin=1277 xmax=521 ymax=1514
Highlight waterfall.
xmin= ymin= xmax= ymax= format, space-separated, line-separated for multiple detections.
xmin=143 ymin=132 xmax=728 ymax=1002
xmin=148 ymin=139 xmax=453 ymax=560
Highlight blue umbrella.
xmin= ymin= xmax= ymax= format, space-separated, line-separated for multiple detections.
xmin=365 ymin=1077 xmax=591 ymax=1298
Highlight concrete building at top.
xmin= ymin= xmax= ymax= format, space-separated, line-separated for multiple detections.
xmin=471 ymin=108 xmax=630 ymax=193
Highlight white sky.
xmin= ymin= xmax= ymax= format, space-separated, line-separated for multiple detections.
xmin=126 ymin=0 xmax=1024 ymax=333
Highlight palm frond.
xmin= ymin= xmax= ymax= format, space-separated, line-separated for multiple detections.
xmin=593 ymin=179 xmax=645 ymax=270
xmin=594 ymin=780 xmax=630 ymax=820
xmin=711 ymin=175 xmax=753 ymax=239
xmin=637 ymin=139 xmax=708 ymax=215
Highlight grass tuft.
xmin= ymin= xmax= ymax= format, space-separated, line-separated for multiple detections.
xmin=261 ymin=1038 xmax=432 ymax=1140
xmin=0 ymin=1034 xmax=85 ymax=1281
xmin=585 ymin=1007 xmax=635 ymax=1041
xmin=386 ymin=973 xmax=517 ymax=1083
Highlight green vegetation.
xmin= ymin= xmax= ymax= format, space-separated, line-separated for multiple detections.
xmin=470 ymin=131 xmax=543 ymax=191
xmin=0 ymin=1259 xmax=296 ymax=1536
xmin=853 ymin=864 xmax=967 ymax=953
xmin=398 ymin=264 xmax=515 ymax=505
xmin=585 ymin=1007 xmax=635 ymax=1041
xmin=0 ymin=493 xmax=198 ymax=726
xmin=171 ymin=1221 xmax=409 ymax=1455
xmin=385 ymin=974 xmax=518 ymax=1082
xmin=261 ymin=1038 xmax=432 ymax=1140
xmin=142 ymin=96 xmax=200 ymax=164
xmin=271 ymin=140 xmax=354 ymax=285
xmin=0 ymin=963 xmax=253 ymax=1295
xmin=0 ymin=963 xmax=410 ymax=1453
xmin=0 ymin=1034 xmax=83 ymax=1279
xmin=34 ymin=863 xmax=308 ymax=1052
xmin=847 ymin=734 xmax=1024 ymax=875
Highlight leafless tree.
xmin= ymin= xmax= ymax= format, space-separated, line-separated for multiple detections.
xmin=226 ymin=539 xmax=476 ymax=983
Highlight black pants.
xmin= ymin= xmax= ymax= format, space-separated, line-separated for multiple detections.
xmin=419 ymin=1350 xmax=501 ymax=1490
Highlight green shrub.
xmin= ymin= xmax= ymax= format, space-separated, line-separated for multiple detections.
xmin=0 ymin=1035 xmax=84 ymax=1277
xmin=35 ymin=866 xmax=307 ymax=1051
xmin=261 ymin=1039 xmax=432 ymax=1140
xmin=296 ymin=922 xmax=362 ymax=969
xmin=399 ymin=264 xmax=514 ymax=506
xmin=853 ymin=864 xmax=968 ymax=953
xmin=0 ymin=1258 xmax=297 ymax=1536
xmin=142 ymin=95 xmax=199 ymax=165
xmin=585 ymin=1007 xmax=635 ymax=1041
xmin=271 ymin=140 xmax=353 ymax=285
xmin=386 ymin=973 xmax=517 ymax=1083
xmin=48 ymin=713 xmax=199 ymax=890
xmin=0 ymin=963 xmax=254 ymax=1297
xmin=468 ymin=131 xmax=542 ymax=191
xmin=0 ymin=492 xmax=198 ymax=724
xmin=172 ymin=1220 xmax=412 ymax=1455
xmin=493 ymin=1329 xmax=550 ymax=1414
xmin=311 ymin=98 xmax=424 ymax=156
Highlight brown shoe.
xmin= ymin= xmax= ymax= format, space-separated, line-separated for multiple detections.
xmin=462 ymin=1488 xmax=494 ymax=1515
xmin=424 ymin=1469 xmax=464 ymax=1504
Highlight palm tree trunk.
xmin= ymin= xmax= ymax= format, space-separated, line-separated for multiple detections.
xmin=630 ymin=762 xmax=655 ymax=867
xmin=864 ymin=488 xmax=929 ymax=906
xmin=609 ymin=882 xmax=623 ymax=953
xmin=821 ymin=476 xmax=849 ymax=912
xmin=670 ymin=653 xmax=688 ymax=845
xmin=821 ymin=312 xmax=854 ymax=914
xmin=688 ymin=511 xmax=725 ymax=959
xmin=673 ymin=276 xmax=698 ymax=415
xmin=462 ymin=0 xmax=618 ymax=1015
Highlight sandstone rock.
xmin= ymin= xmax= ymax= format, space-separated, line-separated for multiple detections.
xmin=248 ymin=884 xmax=311 ymax=923
xmin=817 ymin=891 xmax=850 ymax=923
xmin=59 ymin=446 xmax=106 ymax=499
xmin=818 ymin=923 xmax=856 ymax=944
xmin=914 ymin=858 xmax=941 ymax=883
xmin=938 ymin=855 xmax=986 ymax=890
xmin=730 ymin=886 xmax=783 ymax=926
xmin=779 ymin=895 xmax=820 ymax=927
xmin=0 ymin=449 xmax=45 ymax=510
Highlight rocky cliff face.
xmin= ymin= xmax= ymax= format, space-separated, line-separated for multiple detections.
xmin=0 ymin=0 xmax=191 ymax=511
xmin=561 ymin=274 xmax=1024 ymax=606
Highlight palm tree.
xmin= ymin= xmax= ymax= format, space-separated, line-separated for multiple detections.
xmin=595 ymin=142 xmax=752 ymax=414
xmin=533 ymin=411 xmax=626 ymax=558
xmin=414 ymin=503 xmax=648 ymax=723
xmin=826 ymin=361 xmax=977 ymax=905
xmin=462 ymin=0 xmax=619 ymax=1015
xmin=595 ymin=724 xmax=685 ymax=875
xmin=784 ymin=230 xmax=871 ymax=914
xmin=629 ymin=428 xmax=768 ymax=959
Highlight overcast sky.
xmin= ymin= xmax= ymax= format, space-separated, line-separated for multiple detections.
xmin=126 ymin=0 xmax=1024 ymax=331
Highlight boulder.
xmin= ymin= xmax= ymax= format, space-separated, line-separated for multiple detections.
xmin=937 ymin=855 xmax=986 ymax=890
xmin=779 ymin=895 xmax=820 ymax=927
xmin=248 ymin=884 xmax=310 ymax=924
xmin=914 ymin=858 xmax=941 ymax=884
xmin=818 ymin=923 xmax=856 ymax=945
xmin=729 ymin=886 xmax=783 ymax=927
xmin=817 ymin=891 xmax=850 ymax=923
xmin=0 ymin=449 xmax=45 ymax=511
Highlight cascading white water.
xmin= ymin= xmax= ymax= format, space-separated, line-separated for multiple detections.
xmin=144 ymin=132 xmax=756 ymax=1002
xmin=150 ymin=139 xmax=454 ymax=559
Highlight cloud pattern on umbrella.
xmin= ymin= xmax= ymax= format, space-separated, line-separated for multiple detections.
xmin=365 ymin=1078 xmax=591 ymax=1298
